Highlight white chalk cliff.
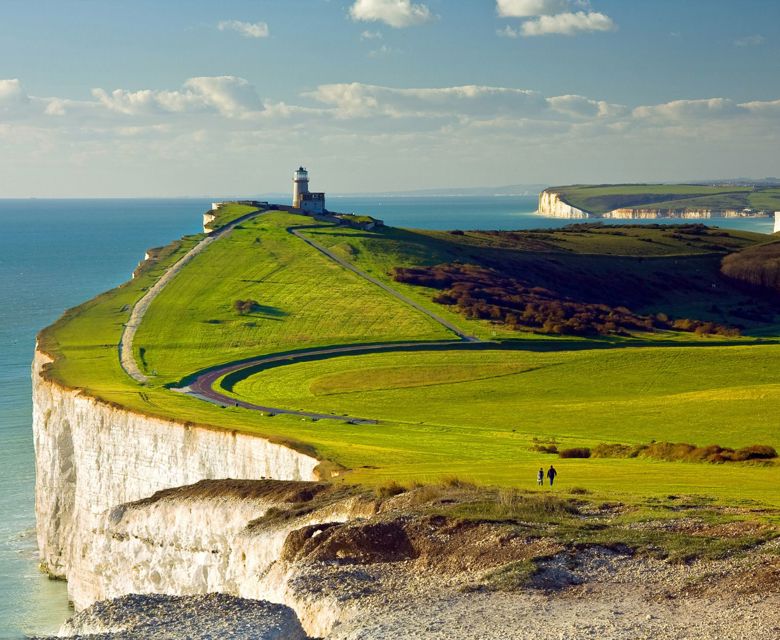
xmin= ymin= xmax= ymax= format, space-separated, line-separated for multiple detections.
xmin=537 ymin=190 xmax=589 ymax=218
xmin=538 ymin=189 xmax=774 ymax=220
xmin=30 ymin=349 xmax=356 ymax=633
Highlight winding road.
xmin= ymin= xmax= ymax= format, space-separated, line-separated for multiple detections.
xmin=119 ymin=208 xmax=269 ymax=384
xmin=121 ymin=207 xmax=479 ymax=421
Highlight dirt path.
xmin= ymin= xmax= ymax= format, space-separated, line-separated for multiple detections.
xmin=119 ymin=209 xmax=266 ymax=383
xmin=123 ymin=211 xmax=478 ymax=421
xmin=289 ymin=226 xmax=476 ymax=342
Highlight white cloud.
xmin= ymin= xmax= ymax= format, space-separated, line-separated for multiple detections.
xmin=496 ymin=0 xmax=568 ymax=17
xmin=2 ymin=76 xmax=779 ymax=196
xmin=217 ymin=20 xmax=269 ymax=39
xmin=734 ymin=34 xmax=765 ymax=47
xmin=307 ymin=83 xmax=553 ymax=119
xmin=360 ymin=30 xmax=383 ymax=40
xmin=497 ymin=25 xmax=520 ymax=38
xmin=184 ymin=76 xmax=262 ymax=116
xmin=349 ymin=0 xmax=432 ymax=28
xmin=91 ymin=76 xmax=262 ymax=118
xmin=633 ymin=98 xmax=744 ymax=122
xmin=521 ymin=11 xmax=616 ymax=36
xmin=0 ymin=79 xmax=29 ymax=110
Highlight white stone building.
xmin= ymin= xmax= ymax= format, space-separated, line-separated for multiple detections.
xmin=292 ymin=167 xmax=326 ymax=215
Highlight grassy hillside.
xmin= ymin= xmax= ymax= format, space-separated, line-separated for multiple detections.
xmin=721 ymin=240 xmax=780 ymax=292
xmin=298 ymin=223 xmax=780 ymax=339
xmin=133 ymin=211 xmax=451 ymax=384
xmin=549 ymin=184 xmax=780 ymax=215
xmin=37 ymin=205 xmax=780 ymax=507
xmin=228 ymin=344 xmax=780 ymax=461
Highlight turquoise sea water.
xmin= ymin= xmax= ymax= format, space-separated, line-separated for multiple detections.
xmin=0 ymin=196 xmax=774 ymax=638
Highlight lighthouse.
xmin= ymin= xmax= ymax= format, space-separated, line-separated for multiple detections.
xmin=292 ymin=167 xmax=309 ymax=208
xmin=292 ymin=166 xmax=326 ymax=215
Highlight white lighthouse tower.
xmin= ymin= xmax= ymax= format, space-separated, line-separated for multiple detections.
xmin=293 ymin=166 xmax=309 ymax=208
xmin=292 ymin=166 xmax=326 ymax=215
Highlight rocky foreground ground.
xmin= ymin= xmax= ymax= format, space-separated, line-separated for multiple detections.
xmin=39 ymin=482 xmax=780 ymax=639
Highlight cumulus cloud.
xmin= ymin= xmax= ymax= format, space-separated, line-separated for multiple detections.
xmin=92 ymin=76 xmax=262 ymax=117
xmin=521 ymin=11 xmax=616 ymax=36
xmin=497 ymin=1 xmax=616 ymax=38
xmin=360 ymin=30 xmax=383 ymax=40
xmin=734 ymin=34 xmax=764 ymax=47
xmin=632 ymin=98 xmax=744 ymax=122
xmin=307 ymin=83 xmax=554 ymax=119
xmin=217 ymin=20 xmax=269 ymax=38
xmin=2 ymin=75 xmax=779 ymax=196
xmin=496 ymin=0 xmax=568 ymax=17
xmin=0 ymin=79 xmax=29 ymax=109
xmin=349 ymin=0 xmax=432 ymax=28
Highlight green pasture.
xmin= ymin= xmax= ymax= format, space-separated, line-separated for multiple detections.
xmin=229 ymin=345 xmax=780 ymax=449
xmin=37 ymin=204 xmax=780 ymax=508
xmin=133 ymin=211 xmax=452 ymax=383
xmin=225 ymin=345 xmax=780 ymax=504
xmin=298 ymin=223 xmax=780 ymax=339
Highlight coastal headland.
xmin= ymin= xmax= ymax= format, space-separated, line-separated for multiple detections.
xmin=538 ymin=183 xmax=780 ymax=220
xmin=33 ymin=200 xmax=780 ymax=638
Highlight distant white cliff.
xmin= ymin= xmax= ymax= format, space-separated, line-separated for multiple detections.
xmin=538 ymin=189 xmax=773 ymax=220
xmin=537 ymin=191 xmax=589 ymax=218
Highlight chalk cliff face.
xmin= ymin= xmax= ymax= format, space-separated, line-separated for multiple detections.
xmin=537 ymin=191 xmax=589 ymax=218
xmin=203 ymin=212 xmax=217 ymax=233
xmin=32 ymin=350 xmax=319 ymax=604
xmin=537 ymin=190 xmax=773 ymax=220
xmin=65 ymin=480 xmax=372 ymax=636
xmin=604 ymin=208 xmax=766 ymax=219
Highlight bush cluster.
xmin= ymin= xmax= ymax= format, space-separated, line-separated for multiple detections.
xmin=233 ymin=299 xmax=260 ymax=315
xmin=558 ymin=447 xmax=591 ymax=459
xmin=592 ymin=441 xmax=777 ymax=464
xmin=393 ymin=263 xmax=739 ymax=337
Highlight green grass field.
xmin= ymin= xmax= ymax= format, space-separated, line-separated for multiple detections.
xmin=548 ymin=184 xmax=780 ymax=215
xmin=225 ymin=345 xmax=780 ymax=499
xmin=37 ymin=204 xmax=780 ymax=509
xmin=133 ymin=211 xmax=451 ymax=383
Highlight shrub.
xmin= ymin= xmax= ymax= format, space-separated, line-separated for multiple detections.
xmin=733 ymin=445 xmax=777 ymax=461
xmin=376 ymin=480 xmax=407 ymax=499
xmin=441 ymin=475 xmax=476 ymax=489
xmin=559 ymin=447 xmax=591 ymax=459
xmin=531 ymin=444 xmax=558 ymax=454
xmin=233 ymin=299 xmax=260 ymax=315
xmin=592 ymin=443 xmax=637 ymax=458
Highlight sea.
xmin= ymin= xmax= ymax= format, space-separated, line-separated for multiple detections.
xmin=0 ymin=196 xmax=775 ymax=638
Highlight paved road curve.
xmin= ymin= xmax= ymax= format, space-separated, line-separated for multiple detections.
xmin=177 ymin=340 xmax=468 ymax=423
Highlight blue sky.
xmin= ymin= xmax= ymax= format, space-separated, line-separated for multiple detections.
xmin=0 ymin=0 xmax=778 ymax=196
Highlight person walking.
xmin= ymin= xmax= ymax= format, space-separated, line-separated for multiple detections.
xmin=547 ymin=465 xmax=557 ymax=487
xmin=537 ymin=467 xmax=544 ymax=486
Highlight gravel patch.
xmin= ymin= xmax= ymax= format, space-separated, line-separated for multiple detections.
xmin=37 ymin=593 xmax=307 ymax=640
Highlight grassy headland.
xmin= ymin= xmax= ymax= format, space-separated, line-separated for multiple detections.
xmin=37 ymin=203 xmax=780 ymax=508
xmin=546 ymin=184 xmax=780 ymax=215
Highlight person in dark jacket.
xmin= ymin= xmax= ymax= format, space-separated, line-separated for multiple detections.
xmin=547 ymin=465 xmax=557 ymax=486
